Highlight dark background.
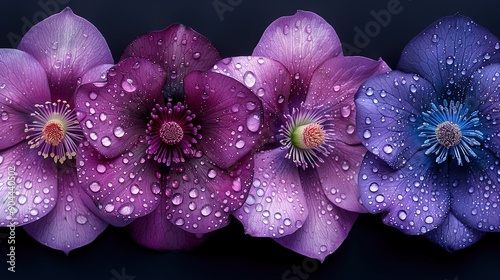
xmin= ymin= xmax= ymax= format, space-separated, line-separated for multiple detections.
xmin=1 ymin=0 xmax=500 ymax=279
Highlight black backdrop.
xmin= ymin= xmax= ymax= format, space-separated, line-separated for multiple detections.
xmin=1 ymin=0 xmax=500 ymax=279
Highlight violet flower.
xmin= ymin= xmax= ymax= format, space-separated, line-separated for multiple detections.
xmin=355 ymin=15 xmax=500 ymax=250
xmin=75 ymin=24 xmax=263 ymax=250
xmin=212 ymin=10 xmax=388 ymax=261
xmin=0 ymin=8 xmax=113 ymax=253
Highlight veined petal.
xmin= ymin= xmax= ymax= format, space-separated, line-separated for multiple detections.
xmin=355 ymin=71 xmax=437 ymax=169
xmin=253 ymin=10 xmax=342 ymax=107
xmin=18 ymin=7 xmax=113 ymax=103
xmin=424 ymin=212 xmax=485 ymax=251
xmin=398 ymin=15 xmax=500 ymax=98
xmin=306 ymin=56 xmax=389 ymax=145
xmin=75 ymin=58 xmax=166 ymax=158
xmin=121 ymin=23 xmax=221 ymax=101
xmin=358 ymin=152 xmax=450 ymax=235
xmin=76 ymin=141 xmax=161 ymax=226
xmin=234 ymin=147 xmax=309 ymax=238
xmin=275 ymin=169 xmax=357 ymax=262
xmin=23 ymin=162 xmax=107 ymax=254
xmin=0 ymin=142 xmax=57 ymax=226
xmin=184 ymin=71 xmax=263 ymax=169
xmin=0 ymin=49 xmax=51 ymax=150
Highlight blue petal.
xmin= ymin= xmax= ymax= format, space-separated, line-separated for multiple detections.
xmin=398 ymin=15 xmax=500 ymax=100
xmin=355 ymin=70 xmax=437 ymax=169
xmin=449 ymin=148 xmax=500 ymax=232
xmin=424 ymin=212 xmax=485 ymax=252
xmin=359 ymin=151 xmax=450 ymax=235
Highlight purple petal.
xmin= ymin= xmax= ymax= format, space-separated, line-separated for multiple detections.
xmin=275 ymin=169 xmax=357 ymax=262
xmin=24 ymin=162 xmax=107 ymax=254
xmin=165 ymin=153 xmax=253 ymax=234
xmin=121 ymin=23 xmax=221 ymax=101
xmin=75 ymin=58 xmax=166 ymax=158
xmin=359 ymin=152 xmax=450 ymax=235
xmin=76 ymin=141 xmax=161 ymax=226
xmin=212 ymin=56 xmax=292 ymax=137
xmin=234 ymin=147 xmax=309 ymax=238
xmin=467 ymin=64 xmax=500 ymax=156
xmin=18 ymin=8 xmax=113 ymax=104
xmin=398 ymin=15 xmax=500 ymax=97
xmin=0 ymin=142 xmax=57 ymax=226
xmin=306 ymin=56 xmax=389 ymax=145
xmin=315 ymin=142 xmax=367 ymax=213
xmin=355 ymin=71 xmax=437 ymax=169
xmin=449 ymin=148 xmax=500 ymax=232
xmin=253 ymin=10 xmax=342 ymax=107
xmin=184 ymin=71 xmax=263 ymax=169
xmin=424 ymin=213 xmax=485 ymax=252
xmin=80 ymin=63 xmax=114 ymax=85
xmin=0 ymin=49 xmax=51 ymax=150
xmin=129 ymin=199 xmax=207 ymax=251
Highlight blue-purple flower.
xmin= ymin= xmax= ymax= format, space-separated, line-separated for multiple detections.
xmin=213 ymin=10 xmax=388 ymax=260
xmin=0 ymin=8 xmax=113 ymax=253
xmin=75 ymin=24 xmax=263 ymax=250
xmin=355 ymin=15 xmax=500 ymax=250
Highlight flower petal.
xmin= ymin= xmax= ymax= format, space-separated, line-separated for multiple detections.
xmin=18 ymin=8 xmax=113 ymax=103
xmin=80 ymin=63 xmax=114 ymax=85
xmin=165 ymin=153 xmax=253 ymax=234
xmin=0 ymin=49 xmax=51 ymax=150
xmin=306 ymin=56 xmax=389 ymax=145
xmin=0 ymin=142 xmax=57 ymax=226
xmin=184 ymin=71 xmax=263 ymax=169
xmin=316 ymin=142 xmax=367 ymax=213
xmin=75 ymin=58 xmax=166 ymax=158
xmin=398 ymin=15 xmax=500 ymax=97
xmin=234 ymin=147 xmax=309 ymax=238
xmin=23 ymin=162 xmax=107 ymax=254
xmin=129 ymin=199 xmax=207 ymax=251
xmin=275 ymin=169 xmax=357 ymax=262
xmin=449 ymin=148 xmax=500 ymax=232
xmin=212 ymin=56 xmax=292 ymax=137
xmin=121 ymin=23 xmax=221 ymax=101
xmin=253 ymin=10 xmax=342 ymax=107
xmin=358 ymin=151 xmax=450 ymax=235
xmin=76 ymin=141 xmax=161 ymax=226
xmin=424 ymin=212 xmax=485 ymax=252
xmin=355 ymin=70 xmax=437 ymax=169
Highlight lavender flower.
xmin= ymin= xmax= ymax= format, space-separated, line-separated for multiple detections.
xmin=213 ymin=10 xmax=388 ymax=261
xmin=0 ymin=8 xmax=113 ymax=253
xmin=75 ymin=24 xmax=263 ymax=250
xmin=355 ymin=15 xmax=500 ymax=250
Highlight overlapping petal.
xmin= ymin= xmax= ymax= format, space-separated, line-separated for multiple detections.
xmin=18 ymin=7 xmax=113 ymax=103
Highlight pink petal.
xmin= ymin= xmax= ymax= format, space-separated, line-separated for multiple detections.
xmin=0 ymin=49 xmax=51 ymax=150
xmin=275 ymin=170 xmax=358 ymax=262
xmin=18 ymin=8 xmax=113 ymax=104
xmin=129 ymin=199 xmax=207 ymax=251
xmin=75 ymin=58 xmax=166 ymax=158
xmin=0 ymin=142 xmax=57 ymax=226
xmin=122 ymin=23 xmax=220 ymax=101
xmin=165 ymin=153 xmax=254 ymax=234
xmin=184 ymin=71 xmax=263 ymax=169
xmin=23 ymin=162 xmax=107 ymax=254
xmin=234 ymin=147 xmax=309 ymax=238
xmin=253 ymin=10 xmax=342 ymax=107
xmin=76 ymin=141 xmax=161 ymax=226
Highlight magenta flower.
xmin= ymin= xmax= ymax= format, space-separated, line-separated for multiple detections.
xmin=75 ymin=24 xmax=263 ymax=250
xmin=212 ymin=10 xmax=389 ymax=260
xmin=0 ymin=8 xmax=113 ymax=253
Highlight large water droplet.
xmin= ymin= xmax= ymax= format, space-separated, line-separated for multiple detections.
xmin=101 ymin=137 xmax=112 ymax=147
xmin=76 ymin=215 xmax=88 ymax=225
xmin=118 ymin=204 xmax=134 ymax=215
xmin=200 ymin=204 xmax=213 ymax=216
xmin=171 ymin=193 xmax=183 ymax=205
xmin=89 ymin=181 xmax=101 ymax=192
xmin=243 ymin=71 xmax=256 ymax=87
xmin=122 ymin=78 xmax=137 ymax=92
xmin=246 ymin=115 xmax=260 ymax=132
xmin=207 ymin=169 xmax=217 ymax=179
xmin=113 ymin=126 xmax=125 ymax=138
xmin=235 ymin=140 xmax=245 ymax=149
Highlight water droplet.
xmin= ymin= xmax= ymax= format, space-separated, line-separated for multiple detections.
xmin=366 ymin=87 xmax=374 ymax=96
xmin=122 ymin=78 xmax=137 ymax=92
xmin=89 ymin=92 xmax=98 ymax=100
xmin=171 ymin=193 xmax=183 ymax=205
xmin=113 ymin=126 xmax=125 ymax=138
xmin=425 ymin=216 xmax=434 ymax=224
xmin=319 ymin=245 xmax=327 ymax=252
xmin=363 ymin=129 xmax=371 ymax=139
xmin=431 ymin=34 xmax=438 ymax=43
xmin=1 ymin=111 xmax=8 ymax=121
xmin=235 ymin=140 xmax=245 ymax=149
xmin=96 ymin=164 xmax=106 ymax=174
xmin=283 ymin=24 xmax=290 ymax=35
xmin=383 ymin=145 xmax=393 ymax=154
xmin=341 ymin=106 xmax=351 ymax=118
xmin=188 ymin=188 xmax=199 ymax=199
xmin=446 ymin=56 xmax=454 ymax=65
xmin=51 ymin=41 xmax=58 ymax=50
xmin=101 ymin=137 xmax=111 ymax=147
xmin=375 ymin=194 xmax=385 ymax=203
xmin=192 ymin=52 xmax=201 ymax=59
xmin=277 ymin=94 xmax=285 ymax=104
xmin=200 ymin=204 xmax=213 ymax=216
xmin=17 ymin=195 xmax=27 ymax=205
xmin=243 ymin=71 xmax=256 ymax=87
xmin=76 ymin=215 xmax=88 ymax=225
xmin=207 ymin=169 xmax=217 ymax=179
xmin=89 ymin=181 xmax=101 ymax=192
xmin=130 ymin=184 xmax=140 ymax=195
xmin=118 ymin=204 xmax=134 ymax=215
xmin=85 ymin=120 xmax=94 ymax=128
xmin=398 ymin=210 xmax=407 ymax=220
xmin=333 ymin=85 xmax=341 ymax=92
xmin=409 ymin=84 xmax=417 ymax=93
xmin=175 ymin=218 xmax=185 ymax=226
xmin=246 ymin=115 xmax=260 ymax=132
xmin=369 ymin=183 xmax=379 ymax=192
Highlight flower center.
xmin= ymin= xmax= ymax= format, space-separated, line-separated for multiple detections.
xmin=280 ymin=105 xmax=334 ymax=169
xmin=146 ymin=102 xmax=201 ymax=166
xmin=25 ymin=100 xmax=83 ymax=164
xmin=160 ymin=121 xmax=184 ymax=145
xmin=418 ymin=100 xmax=483 ymax=166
